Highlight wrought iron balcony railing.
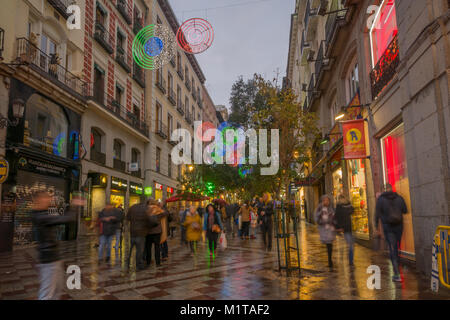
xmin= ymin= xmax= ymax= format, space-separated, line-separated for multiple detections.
xmin=325 ymin=8 xmax=347 ymax=55
xmin=94 ymin=22 xmax=114 ymax=54
xmin=155 ymin=121 xmax=168 ymax=139
xmin=87 ymin=86 xmax=149 ymax=136
xmin=307 ymin=73 xmax=315 ymax=106
xmin=16 ymin=37 xmax=88 ymax=99
xmin=47 ymin=0 xmax=72 ymax=19
xmin=116 ymin=46 xmax=131 ymax=73
xmin=133 ymin=62 xmax=145 ymax=88
xmin=131 ymin=169 xmax=142 ymax=178
xmin=156 ymin=75 xmax=167 ymax=94
xmin=113 ymin=158 xmax=126 ymax=172
xmin=90 ymin=148 xmax=106 ymax=165
xmin=117 ymin=0 xmax=132 ymax=25
xmin=370 ymin=35 xmax=399 ymax=99
xmin=168 ymin=88 xmax=176 ymax=106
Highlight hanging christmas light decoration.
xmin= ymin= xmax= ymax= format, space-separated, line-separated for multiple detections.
xmin=133 ymin=24 xmax=176 ymax=70
xmin=177 ymin=18 xmax=214 ymax=54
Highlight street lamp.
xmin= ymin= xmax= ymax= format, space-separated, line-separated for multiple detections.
xmin=0 ymin=98 xmax=25 ymax=128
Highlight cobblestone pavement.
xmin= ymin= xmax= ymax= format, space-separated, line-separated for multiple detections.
xmin=1 ymin=221 xmax=449 ymax=300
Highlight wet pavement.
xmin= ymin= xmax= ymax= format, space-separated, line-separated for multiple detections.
xmin=1 ymin=220 xmax=449 ymax=300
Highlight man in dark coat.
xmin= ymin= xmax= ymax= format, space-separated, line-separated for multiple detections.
xmin=98 ymin=203 xmax=119 ymax=262
xmin=144 ymin=200 xmax=166 ymax=267
xmin=258 ymin=194 xmax=274 ymax=252
xmin=127 ymin=202 xmax=159 ymax=270
xmin=375 ymin=184 xmax=408 ymax=282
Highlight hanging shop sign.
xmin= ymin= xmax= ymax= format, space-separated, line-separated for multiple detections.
xmin=111 ymin=177 xmax=128 ymax=191
xmin=0 ymin=158 xmax=9 ymax=184
xmin=144 ymin=186 xmax=153 ymax=196
xmin=167 ymin=187 xmax=174 ymax=194
xmin=345 ymin=92 xmax=362 ymax=121
xmin=18 ymin=156 xmax=66 ymax=178
xmin=155 ymin=183 xmax=163 ymax=190
xmin=329 ymin=123 xmax=342 ymax=148
xmin=129 ymin=182 xmax=143 ymax=195
xmin=330 ymin=149 xmax=343 ymax=170
xmin=342 ymin=119 xmax=367 ymax=160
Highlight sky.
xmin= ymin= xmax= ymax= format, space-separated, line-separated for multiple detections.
xmin=168 ymin=0 xmax=295 ymax=110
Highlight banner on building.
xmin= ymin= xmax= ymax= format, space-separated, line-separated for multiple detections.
xmin=342 ymin=119 xmax=367 ymax=159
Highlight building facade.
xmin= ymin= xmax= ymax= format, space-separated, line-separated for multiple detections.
xmin=286 ymin=0 xmax=450 ymax=275
xmin=202 ymin=84 xmax=219 ymax=128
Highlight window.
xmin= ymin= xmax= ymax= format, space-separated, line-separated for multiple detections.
xmin=96 ymin=4 xmax=107 ymax=26
xmin=185 ymin=96 xmax=189 ymax=112
xmin=178 ymin=164 xmax=181 ymax=180
xmin=91 ymin=128 xmax=103 ymax=153
xmin=370 ymin=0 xmax=398 ymax=67
xmin=156 ymin=67 xmax=162 ymax=83
xmin=177 ymin=52 xmax=182 ymax=71
xmin=40 ymin=34 xmax=57 ymax=69
xmin=167 ymin=113 xmax=173 ymax=136
xmin=185 ymin=66 xmax=189 ymax=80
xmin=131 ymin=148 xmax=140 ymax=166
xmin=113 ymin=139 xmax=123 ymax=160
xmin=168 ymin=72 xmax=173 ymax=92
xmin=157 ymin=15 xmax=162 ymax=24
xmin=156 ymin=147 xmax=161 ymax=173
xmin=177 ymin=85 xmax=182 ymax=105
xmin=330 ymin=96 xmax=339 ymax=128
xmin=117 ymin=30 xmax=125 ymax=52
xmin=346 ymin=63 xmax=359 ymax=103
xmin=115 ymin=83 xmax=124 ymax=105
xmin=168 ymin=154 xmax=172 ymax=177
xmin=133 ymin=103 xmax=140 ymax=121
xmin=156 ymin=102 xmax=162 ymax=130
xmin=94 ymin=64 xmax=105 ymax=104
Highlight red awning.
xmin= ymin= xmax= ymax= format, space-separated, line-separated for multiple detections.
xmin=166 ymin=192 xmax=210 ymax=203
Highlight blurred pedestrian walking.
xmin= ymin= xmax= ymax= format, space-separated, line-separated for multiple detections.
xmin=160 ymin=201 xmax=170 ymax=261
xmin=314 ymin=195 xmax=337 ymax=269
xmin=335 ymin=194 xmax=355 ymax=266
xmin=113 ymin=204 xmax=124 ymax=255
xmin=239 ymin=202 xmax=251 ymax=239
xmin=375 ymin=184 xmax=408 ymax=282
xmin=98 ymin=202 xmax=119 ymax=263
xmin=184 ymin=205 xmax=202 ymax=255
xmin=179 ymin=206 xmax=188 ymax=246
xmin=32 ymin=190 xmax=77 ymax=300
xmin=144 ymin=200 xmax=165 ymax=267
xmin=249 ymin=203 xmax=258 ymax=239
xmin=258 ymin=193 xmax=274 ymax=252
xmin=203 ymin=204 xmax=223 ymax=256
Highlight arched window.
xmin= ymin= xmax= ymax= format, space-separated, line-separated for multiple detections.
xmin=25 ymin=94 xmax=69 ymax=157
xmin=131 ymin=148 xmax=140 ymax=165
xmin=345 ymin=60 xmax=359 ymax=104
xmin=113 ymin=139 xmax=124 ymax=160
xmin=90 ymin=128 xmax=104 ymax=153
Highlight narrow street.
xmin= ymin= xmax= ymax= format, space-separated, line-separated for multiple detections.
xmin=1 ymin=221 xmax=448 ymax=300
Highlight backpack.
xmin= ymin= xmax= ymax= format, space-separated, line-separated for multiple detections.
xmin=386 ymin=198 xmax=403 ymax=225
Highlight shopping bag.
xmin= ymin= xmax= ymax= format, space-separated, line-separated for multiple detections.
xmin=219 ymin=232 xmax=227 ymax=250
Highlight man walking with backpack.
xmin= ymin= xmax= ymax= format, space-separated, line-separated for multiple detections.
xmin=375 ymin=184 xmax=408 ymax=282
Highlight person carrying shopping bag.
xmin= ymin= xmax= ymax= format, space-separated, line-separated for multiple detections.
xmin=203 ymin=204 xmax=223 ymax=256
xmin=184 ymin=206 xmax=202 ymax=255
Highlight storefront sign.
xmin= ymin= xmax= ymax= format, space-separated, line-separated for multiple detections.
xmin=342 ymin=120 xmax=367 ymax=159
xmin=295 ymin=177 xmax=318 ymax=187
xmin=0 ymin=158 xmax=9 ymax=184
xmin=155 ymin=183 xmax=163 ymax=190
xmin=111 ymin=177 xmax=128 ymax=191
xmin=129 ymin=182 xmax=143 ymax=195
xmin=144 ymin=187 xmax=153 ymax=196
xmin=167 ymin=187 xmax=174 ymax=194
xmin=18 ymin=157 xmax=66 ymax=177
xmin=345 ymin=92 xmax=362 ymax=120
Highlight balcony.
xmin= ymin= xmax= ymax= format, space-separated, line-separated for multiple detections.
xmin=185 ymin=78 xmax=191 ymax=91
xmin=304 ymin=0 xmax=319 ymax=42
xmin=133 ymin=62 xmax=145 ymax=88
xmin=325 ymin=8 xmax=347 ymax=56
xmin=90 ymin=148 xmax=106 ymax=165
xmin=198 ymin=97 xmax=203 ymax=109
xmin=117 ymin=0 xmax=132 ymax=25
xmin=87 ymin=87 xmax=149 ymax=136
xmin=300 ymin=31 xmax=311 ymax=66
xmin=116 ymin=46 xmax=131 ymax=73
xmin=47 ymin=0 xmax=72 ymax=19
xmin=133 ymin=15 xmax=143 ymax=35
xmin=16 ymin=38 xmax=88 ymax=99
xmin=131 ymin=169 xmax=142 ymax=178
xmin=155 ymin=121 xmax=168 ymax=139
xmin=156 ymin=75 xmax=166 ymax=94
xmin=307 ymin=73 xmax=315 ymax=108
xmin=185 ymin=111 xmax=192 ymax=125
xmin=177 ymin=101 xmax=185 ymax=116
xmin=177 ymin=68 xmax=184 ymax=80
xmin=113 ymin=158 xmax=126 ymax=172
xmin=370 ymin=36 xmax=399 ymax=99
xmin=168 ymin=88 xmax=176 ymax=106
xmin=94 ymin=22 xmax=114 ymax=54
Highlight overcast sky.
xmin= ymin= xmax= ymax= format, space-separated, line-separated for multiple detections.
xmin=169 ymin=0 xmax=295 ymax=110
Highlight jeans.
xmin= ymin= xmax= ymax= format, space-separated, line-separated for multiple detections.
xmin=98 ymin=234 xmax=114 ymax=260
xmin=128 ymin=236 xmax=145 ymax=269
xmin=161 ymin=241 xmax=168 ymax=258
xmin=114 ymin=228 xmax=121 ymax=251
xmin=241 ymin=221 xmax=250 ymax=237
xmin=145 ymin=233 xmax=161 ymax=265
xmin=383 ymin=223 xmax=403 ymax=275
xmin=38 ymin=260 xmax=63 ymax=300
xmin=344 ymin=232 xmax=354 ymax=265
xmin=206 ymin=231 xmax=219 ymax=253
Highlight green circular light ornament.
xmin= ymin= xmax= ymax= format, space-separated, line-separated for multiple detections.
xmin=132 ymin=24 xmax=177 ymax=70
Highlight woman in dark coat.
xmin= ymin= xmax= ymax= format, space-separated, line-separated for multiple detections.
xmin=203 ymin=204 xmax=223 ymax=256
xmin=335 ymin=194 xmax=355 ymax=266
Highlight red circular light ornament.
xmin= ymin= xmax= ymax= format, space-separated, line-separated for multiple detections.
xmin=177 ymin=18 xmax=214 ymax=54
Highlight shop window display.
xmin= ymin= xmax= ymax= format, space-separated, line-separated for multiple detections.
xmin=332 ymin=168 xmax=343 ymax=206
xmin=348 ymin=159 xmax=369 ymax=236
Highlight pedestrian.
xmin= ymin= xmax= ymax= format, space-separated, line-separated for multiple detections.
xmin=335 ymin=194 xmax=355 ymax=266
xmin=126 ymin=202 xmax=159 ymax=270
xmin=314 ymin=195 xmax=337 ymax=269
xmin=169 ymin=207 xmax=178 ymax=238
xmin=184 ymin=205 xmax=202 ymax=255
xmin=258 ymin=193 xmax=274 ymax=252
xmin=203 ymin=203 xmax=223 ymax=256
xmin=249 ymin=203 xmax=258 ymax=239
xmin=238 ymin=202 xmax=251 ymax=240
xmin=179 ymin=206 xmax=188 ymax=246
xmin=144 ymin=200 xmax=165 ymax=267
xmin=224 ymin=203 xmax=233 ymax=236
xmin=98 ymin=202 xmax=119 ymax=263
xmin=113 ymin=204 xmax=124 ymax=255
xmin=375 ymin=184 xmax=408 ymax=282
xmin=159 ymin=201 xmax=170 ymax=261
xmin=32 ymin=190 xmax=77 ymax=300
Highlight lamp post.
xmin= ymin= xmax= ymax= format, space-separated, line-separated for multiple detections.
xmin=0 ymin=99 xmax=25 ymax=128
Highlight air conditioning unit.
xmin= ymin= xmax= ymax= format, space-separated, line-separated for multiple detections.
xmin=129 ymin=162 xmax=139 ymax=172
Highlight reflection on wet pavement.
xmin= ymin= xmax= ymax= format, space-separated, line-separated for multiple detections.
xmin=0 ymin=220 xmax=449 ymax=300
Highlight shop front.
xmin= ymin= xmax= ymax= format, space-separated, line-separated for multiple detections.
xmin=111 ymin=176 xmax=127 ymax=208
xmin=347 ymin=159 xmax=369 ymax=238
xmin=380 ymin=123 xmax=415 ymax=259
xmin=2 ymin=81 xmax=82 ymax=247
xmin=129 ymin=182 xmax=143 ymax=206
xmin=84 ymin=173 xmax=108 ymax=221
xmin=154 ymin=182 xmax=163 ymax=201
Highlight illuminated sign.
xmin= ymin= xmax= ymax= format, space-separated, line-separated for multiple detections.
xmin=342 ymin=120 xmax=367 ymax=160
xmin=144 ymin=187 xmax=153 ymax=196
xmin=155 ymin=183 xmax=163 ymax=190
xmin=111 ymin=177 xmax=128 ymax=191
xmin=129 ymin=182 xmax=143 ymax=195
xmin=167 ymin=187 xmax=174 ymax=194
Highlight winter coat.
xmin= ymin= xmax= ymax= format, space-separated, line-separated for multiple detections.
xmin=258 ymin=202 xmax=274 ymax=225
xmin=239 ymin=206 xmax=251 ymax=222
xmin=98 ymin=208 xmax=120 ymax=236
xmin=147 ymin=205 xmax=166 ymax=235
xmin=127 ymin=203 xmax=159 ymax=238
xmin=314 ymin=204 xmax=337 ymax=244
xmin=335 ymin=202 xmax=354 ymax=234
xmin=203 ymin=211 xmax=224 ymax=232
xmin=375 ymin=191 xmax=408 ymax=227
xmin=32 ymin=209 xmax=76 ymax=264
xmin=184 ymin=213 xmax=202 ymax=242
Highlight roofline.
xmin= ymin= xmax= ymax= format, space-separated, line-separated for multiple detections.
xmin=157 ymin=0 xmax=207 ymax=84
